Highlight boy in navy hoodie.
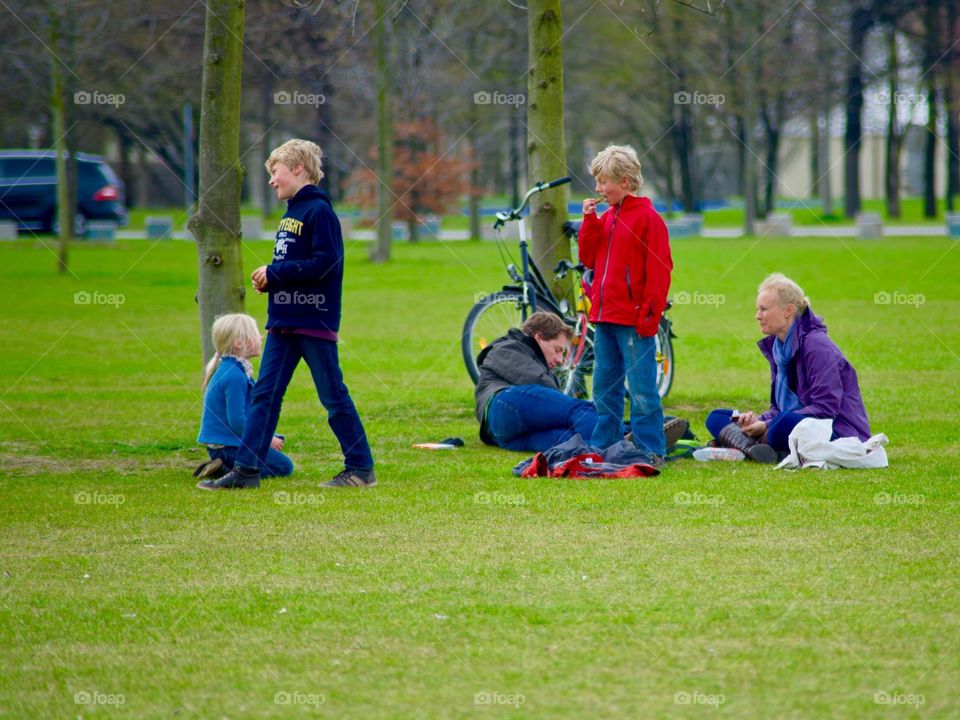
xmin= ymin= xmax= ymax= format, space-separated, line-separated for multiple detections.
xmin=198 ymin=139 xmax=376 ymax=490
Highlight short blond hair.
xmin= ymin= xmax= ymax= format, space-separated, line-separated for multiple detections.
xmin=589 ymin=144 xmax=644 ymax=192
xmin=758 ymin=273 xmax=810 ymax=314
xmin=265 ymin=139 xmax=324 ymax=185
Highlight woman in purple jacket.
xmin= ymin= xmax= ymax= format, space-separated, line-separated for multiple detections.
xmin=706 ymin=273 xmax=871 ymax=462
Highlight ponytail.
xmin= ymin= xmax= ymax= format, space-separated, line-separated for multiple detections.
xmin=201 ymin=351 xmax=221 ymax=394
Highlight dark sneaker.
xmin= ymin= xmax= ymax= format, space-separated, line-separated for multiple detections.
xmin=663 ymin=417 xmax=690 ymax=450
xmin=193 ymin=457 xmax=225 ymax=479
xmin=322 ymin=469 xmax=377 ymax=488
xmin=196 ymin=466 xmax=260 ymax=490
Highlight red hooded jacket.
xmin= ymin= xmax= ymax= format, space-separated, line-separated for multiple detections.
xmin=577 ymin=195 xmax=673 ymax=336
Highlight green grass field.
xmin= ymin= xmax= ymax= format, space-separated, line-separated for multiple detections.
xmin=1 ymin=235 xmax=958 ymax=718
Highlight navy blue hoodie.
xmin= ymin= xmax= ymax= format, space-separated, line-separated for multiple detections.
xmin=264 ymin=185 xmax=343 ymax=332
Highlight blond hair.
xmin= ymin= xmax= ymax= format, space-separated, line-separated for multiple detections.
xmin=589 ymin=144 xmax=644 ymax=192
xmin=201 ymin=313 xmax=261 ymax=392
xmin=758 ymin=273 xmax=810 ymax=314
xmin=265 ymin=139 xmax=324 ymax=185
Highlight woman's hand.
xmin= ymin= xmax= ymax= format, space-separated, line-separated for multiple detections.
xmin=742 ymin=420 xmax=767 ymax=438
xmin=736 ymin=411 xmax=757 ymax=427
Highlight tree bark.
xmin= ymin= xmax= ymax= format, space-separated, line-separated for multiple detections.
xmin=885 ymin=24 xmax=903 ymax=219
xmin=923 ymin=0 xmax=938 ymax=218
xmin=47 ymin=3 xmax=71 ymax=273
xmin=947 ymin=0 xmax=960 ymax=211
xmin=187 ymin=0 xmax=247 ymax=366
xmin=526 ymin=0 xmax=571 ymax=301
xmin=370 ymin=0 xmax=393 ymax=263
xmin=844 ymin=4 xmax=871 ymax=218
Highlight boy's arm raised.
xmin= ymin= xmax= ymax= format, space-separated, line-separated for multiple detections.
xmin=577 ymin=211 xmax=603 ymax=269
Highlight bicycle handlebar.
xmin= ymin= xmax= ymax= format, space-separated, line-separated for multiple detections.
xmin=493 ymin=176 xmax=572 ymax=229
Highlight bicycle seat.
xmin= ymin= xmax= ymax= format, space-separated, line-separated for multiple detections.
xmin=563 ymin=220 xmax=581 ymax=237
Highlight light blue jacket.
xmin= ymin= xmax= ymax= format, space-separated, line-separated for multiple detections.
xmin=197 ymin=357 xmax=254 ymax=446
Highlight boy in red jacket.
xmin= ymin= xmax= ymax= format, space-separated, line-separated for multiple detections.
xmin=578 ymin=144 xmax=673 ymax=457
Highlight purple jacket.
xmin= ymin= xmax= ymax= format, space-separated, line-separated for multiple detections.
xmin=758 ymin=308 xmax=871 ymax=441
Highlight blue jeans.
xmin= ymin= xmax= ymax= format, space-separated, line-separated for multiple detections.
xmin=591 ymin=322 xmax=665 ymax=456
xmin=208 ymin=444 xmax=293 ymax=478
xmin=235 ymin=332 xmax=374 ymax=473
xmin=705 ymin=408 xmax=807 ymax=452
xmin=485 ymin=385 xmax=599 ymax=452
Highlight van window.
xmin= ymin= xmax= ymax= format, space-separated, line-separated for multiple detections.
xmin=1 ymin=157 xmax=55 ymax=179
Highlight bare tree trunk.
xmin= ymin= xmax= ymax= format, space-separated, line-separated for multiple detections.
xmin=187 ymin=0 xmax=246 ymax=365
xmin=809 ymin=111 xmax=820 ymax=198
xmin=741 ymin=8 xmax=758 ymax=235
xmin=370 ymin=0 xmax=393 ymax=263
xmin=923 ymin=0 xmax=939 ymax=219
xmin=527 ymin=0 xmax=571 ymax=301
xmin=48 ymin=3 xmax=71 ymax=273
xmin=947 ymin=0 xmax=960 ymax=211
xmin=885 ymin=24 xmax=903 ymax=219
xmin=844 ymin=5 xmax=871 ymax=218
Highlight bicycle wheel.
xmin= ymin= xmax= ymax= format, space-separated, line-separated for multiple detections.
xmin=462 ymin=290 xmax=529 ymax=384
xmin=655 ymin=317 xmax=674 ymax=399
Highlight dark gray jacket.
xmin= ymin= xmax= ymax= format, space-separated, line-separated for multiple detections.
xmin=474 ymin=328 xmax=560 ymax=435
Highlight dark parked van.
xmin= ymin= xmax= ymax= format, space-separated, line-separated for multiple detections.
xmin=0 ymin=150 xmax=128 ymax=234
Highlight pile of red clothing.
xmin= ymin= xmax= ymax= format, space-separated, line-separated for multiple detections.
xmin=512 ymin=434 xmax=661 ymax=479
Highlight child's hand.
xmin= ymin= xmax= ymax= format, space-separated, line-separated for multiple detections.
xmin=582 ymin=198 xmax=598 ymax=215
xmin=251 ymin=266 xmax=268 ymax=292
xmin=271 ymin=436 xmax=284 ymax=450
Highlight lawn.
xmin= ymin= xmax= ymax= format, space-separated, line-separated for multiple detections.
xmin=1 ymin=234 xmax=958 ymax=718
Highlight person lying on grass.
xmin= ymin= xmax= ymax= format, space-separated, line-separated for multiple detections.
xmin=705 ymin=273 xmax=872 ymax=463
xmin=475 ymin=311 xmax=685 ymax=454
xmin=193 ymin=313 xmax=293 ymax=481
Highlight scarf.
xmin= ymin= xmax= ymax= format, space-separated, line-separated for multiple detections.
xmin=772 ymin=319 xmax=801 ymax=414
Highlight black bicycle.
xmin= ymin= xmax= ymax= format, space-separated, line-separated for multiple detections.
xmin=462 ymin=178 xmax=675 ymax=399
